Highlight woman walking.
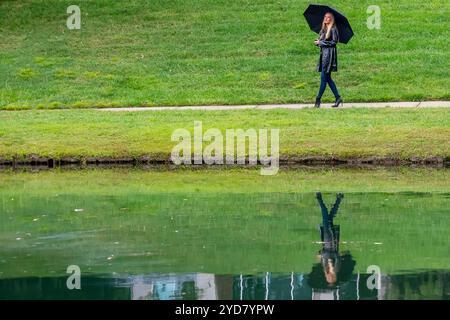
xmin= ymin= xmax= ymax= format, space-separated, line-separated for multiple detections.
xmin=314 ymin=12 xmax=343 ymax=108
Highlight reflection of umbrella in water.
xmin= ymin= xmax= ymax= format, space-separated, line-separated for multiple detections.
xmin=303 ymin=4 xmax=354 ymax=44
xmin=308 ymin=251 xmax=356 ymax=289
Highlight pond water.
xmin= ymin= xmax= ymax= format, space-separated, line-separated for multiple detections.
xmin=0 ymin=167 xmax=449 ymax=300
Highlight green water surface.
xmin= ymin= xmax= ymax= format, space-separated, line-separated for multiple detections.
xmin=0 ymin=167 xmax=448 ymax=300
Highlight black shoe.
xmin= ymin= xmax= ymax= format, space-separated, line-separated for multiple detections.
xmin=314 ymin=97 xmax=321 ymax=108
xmin=332 ymin=97 xmax=343 ymax=108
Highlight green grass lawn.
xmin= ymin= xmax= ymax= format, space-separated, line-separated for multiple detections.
xmin=0 ymin=108 xmax=449 ymax=161
xmin=0 ymin=0 xmax=449 ymax=109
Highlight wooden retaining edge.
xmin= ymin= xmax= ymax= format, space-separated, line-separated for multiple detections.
xmin=0 ymin=155 xmax=448 ymax=168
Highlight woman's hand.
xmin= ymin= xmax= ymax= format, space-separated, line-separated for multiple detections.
xmin=314 ymin=39 xmax=320 ymax=46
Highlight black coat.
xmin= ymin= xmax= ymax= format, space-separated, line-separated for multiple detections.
xmin=316 ymin=26 xmax=339 ymax=73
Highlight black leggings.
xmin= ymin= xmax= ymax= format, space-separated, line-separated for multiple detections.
xmin=317 ymin=70 xmax=340 ymax=99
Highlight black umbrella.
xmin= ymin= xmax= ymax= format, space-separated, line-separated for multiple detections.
xmin=303 ymin=4 xmax=354 ymax=44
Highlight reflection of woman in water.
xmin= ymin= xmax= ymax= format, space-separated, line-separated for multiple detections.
xmin=308 ymin=192 xmax=355 ymax=289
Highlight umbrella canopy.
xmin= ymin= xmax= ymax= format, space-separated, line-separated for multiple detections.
xmin=303 ymin=4 xmax=354 ymax=44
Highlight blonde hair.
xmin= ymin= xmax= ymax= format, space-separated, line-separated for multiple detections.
xmin=321 ymin=12 xmax=336 ymax=40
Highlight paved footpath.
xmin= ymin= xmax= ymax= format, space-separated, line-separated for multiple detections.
xmin=99 ymin=101 xmax=450 ymax=111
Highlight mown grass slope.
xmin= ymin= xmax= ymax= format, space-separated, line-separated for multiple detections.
xmin=0 ymin=0 xmax=449 ymax=109
xmin=0 ymin=108 xmax=449 ymax=160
